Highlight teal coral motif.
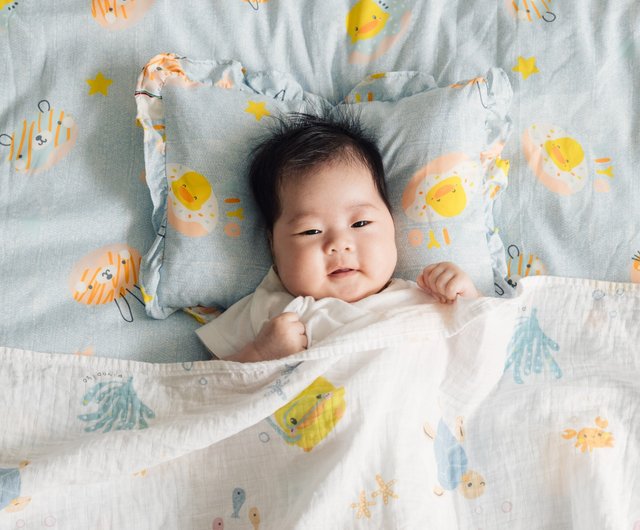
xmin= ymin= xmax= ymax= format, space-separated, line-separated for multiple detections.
xmin=78 ymin=377 xmax=155 ymax=433
xmin=504 ymin=308 xmax=562 ymax=384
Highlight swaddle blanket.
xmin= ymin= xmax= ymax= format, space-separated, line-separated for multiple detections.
xmin=1 ymin=277 xmax=639 ymax=529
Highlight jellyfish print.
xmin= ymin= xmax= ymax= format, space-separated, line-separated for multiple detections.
xmin=78 ymin=376 xmax=155 ymax=433
xmin=504 ymin=308 xmax=562 ymax=384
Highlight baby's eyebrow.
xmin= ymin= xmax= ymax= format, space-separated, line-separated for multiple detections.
xmin=284 ymin=203 xmax=379 ymax=225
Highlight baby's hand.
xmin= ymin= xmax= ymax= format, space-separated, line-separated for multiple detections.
xmin=254 ymin=312 xmax=308 ymax=360
xmin=417 ymin=262 xmax=479 ymax=304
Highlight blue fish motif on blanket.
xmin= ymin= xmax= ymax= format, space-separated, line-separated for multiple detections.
xmin=0 ymin=467 xmax=21 ymax=510
xmin=434 ymin=420 xmax=468 ymax=491
xmin=78 ymin=376 xmax=156 ymax=433
xmin=504 ymin=308 xmax=562 ymax=384
xmin=231 ymin=487 xmax=246 ymax=518
xmin=424 ymin=418 xmax=486 ymax=499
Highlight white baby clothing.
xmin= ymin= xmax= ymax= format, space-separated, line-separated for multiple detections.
xmin=196 ymin=267 xmax=435 ymax=359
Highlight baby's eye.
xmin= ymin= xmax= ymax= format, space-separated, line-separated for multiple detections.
xmin=352 ymin=220 xmax=371 ymax=228
xmin=299 ymin=229 xmax=321 ymax=236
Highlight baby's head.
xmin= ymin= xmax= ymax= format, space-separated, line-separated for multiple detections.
xmin=249 ymin=111 xmax=397 ymax=302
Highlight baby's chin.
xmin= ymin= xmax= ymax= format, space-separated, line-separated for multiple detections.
xmin=285 ymin=279 xmax=392 ymax=302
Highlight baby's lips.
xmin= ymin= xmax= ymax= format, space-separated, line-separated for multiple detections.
xmin=328 ymin=266 xmax=356 ymax=275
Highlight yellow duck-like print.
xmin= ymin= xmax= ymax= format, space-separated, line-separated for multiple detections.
xmin=346 ymin=0 xmax=390 ymax=43
xmin=402 ymin=153 xmax=478 ymax=223
xmin=267 ymin=377 xmax=346 ymax=452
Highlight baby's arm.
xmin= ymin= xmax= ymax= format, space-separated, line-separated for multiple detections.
xmin=417 ymin=262 xmax=480 ymax=303
xmin=226 ymin=312 xmax=308 ymax=362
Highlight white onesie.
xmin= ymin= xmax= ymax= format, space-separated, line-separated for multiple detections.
xmin=196 ymin=267 xmax=435 ymax=359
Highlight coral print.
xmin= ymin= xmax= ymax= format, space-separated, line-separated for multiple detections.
xmin=91 ymin=0 xmax=155 ymax=30
xmin=346 ymin=0 xmax=412 ymax=64
xmin=266 ymin=377 xmax=346 ymax=452
xmin=522 ymin=123 xmax=614 ymax=195
xmin=562 ymin=417 xmax=615 ymax=453
xmin=423 ymin=417 xmax=486 ymax=499
xmin=69 ymin=243 xmax=144 ymax=322
xmin=78 ymin=376 xmax=155 ymax=433
xmin=0 ymin=100 xmax=78 ymax=174
xmin=504 ymin=307 xmax=562 ymax=384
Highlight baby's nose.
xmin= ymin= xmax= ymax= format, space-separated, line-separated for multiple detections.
xmin=330 ymin=245 xmax=351 ymax=253
xmin=328 ymin=239 xmax=352 ymax=253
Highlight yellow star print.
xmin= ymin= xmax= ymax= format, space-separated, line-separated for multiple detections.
xmin=86 ymin=72 xmax=113 ymax=96
xmin=512 ymin=56 xmax=539 ymax=80
xmin=246 ymin=100 xmax=270 ymax=121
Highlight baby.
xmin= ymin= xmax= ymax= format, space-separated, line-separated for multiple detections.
xmin=196 ymin=112 xmax=479 ymax=362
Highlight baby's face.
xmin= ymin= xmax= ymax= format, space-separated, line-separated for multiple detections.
xmin=271 ymin=160 xmax=397 ymax=302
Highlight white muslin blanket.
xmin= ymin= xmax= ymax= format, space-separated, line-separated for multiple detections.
xmin=1 ymin=276 xmax=639 ymax=529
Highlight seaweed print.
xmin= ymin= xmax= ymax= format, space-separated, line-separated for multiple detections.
xmin=504 ymin=308 xmax=562 ymax=384
xmin=78 ymin=377 xmax=155 ymax=433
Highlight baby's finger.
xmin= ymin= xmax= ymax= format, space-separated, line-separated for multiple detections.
xmin=431 ymin=268 xmax=456 ymax=295
xmin=293 ymin=319 xmax=306 ymax=337
xmin=279 ymin=311 xmax=301 ymax=322
xmin=416 ymin=272 xmax=427 ymax=290
xmin=422 ymin=263 xmax=440 ymax=276
xmin=440 ymin=277 xmax=462 ymax=300
xmin=426 ymin=262 xmax=449 ymax=283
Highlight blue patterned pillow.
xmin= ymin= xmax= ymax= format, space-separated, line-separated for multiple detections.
xmin=136 ymin=55 xmax=328 ymax=318
xmin=334 ymin=68 xmax=513 ymax=297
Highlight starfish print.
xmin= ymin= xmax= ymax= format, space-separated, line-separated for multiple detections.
xmin=350 ymin=490 xmax=375 ymax=519
xmin=512 ymin=56 xmax=540 ymax=80
xmin=245 ymin=100 xmax=270 ymax=121
xmin=86 ymin=72 xmax=113 ymax=96
xmin=371 ymin=474 xmax=398 ymax=505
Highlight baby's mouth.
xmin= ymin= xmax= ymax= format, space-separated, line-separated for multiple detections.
xmin=329 ymin=268 xmax=356 ymax=277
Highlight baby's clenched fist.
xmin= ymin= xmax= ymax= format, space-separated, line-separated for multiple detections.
xmin=254 ymin=312 xmax=308 ymax=360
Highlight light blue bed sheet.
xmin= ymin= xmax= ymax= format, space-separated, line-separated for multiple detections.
xmin=0 ymin=1 xmax=638 ymax=361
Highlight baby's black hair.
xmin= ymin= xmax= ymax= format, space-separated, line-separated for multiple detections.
xmin=248 ymin=108 xmax=390 ymax=233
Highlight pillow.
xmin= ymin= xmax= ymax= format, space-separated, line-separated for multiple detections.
xmin=334 ymin=68 xmax=512 ymax=297
xmin=136 ymin=54 xmax=329 ymax=318
xmin=136 ymin=55 xmax=512 ymax=318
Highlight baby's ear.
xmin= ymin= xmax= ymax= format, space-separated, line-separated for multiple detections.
xmin=267 ymin=230 xmax=275 ymax=259
xmin=267 ymin=232 xmax=278 ymax=274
